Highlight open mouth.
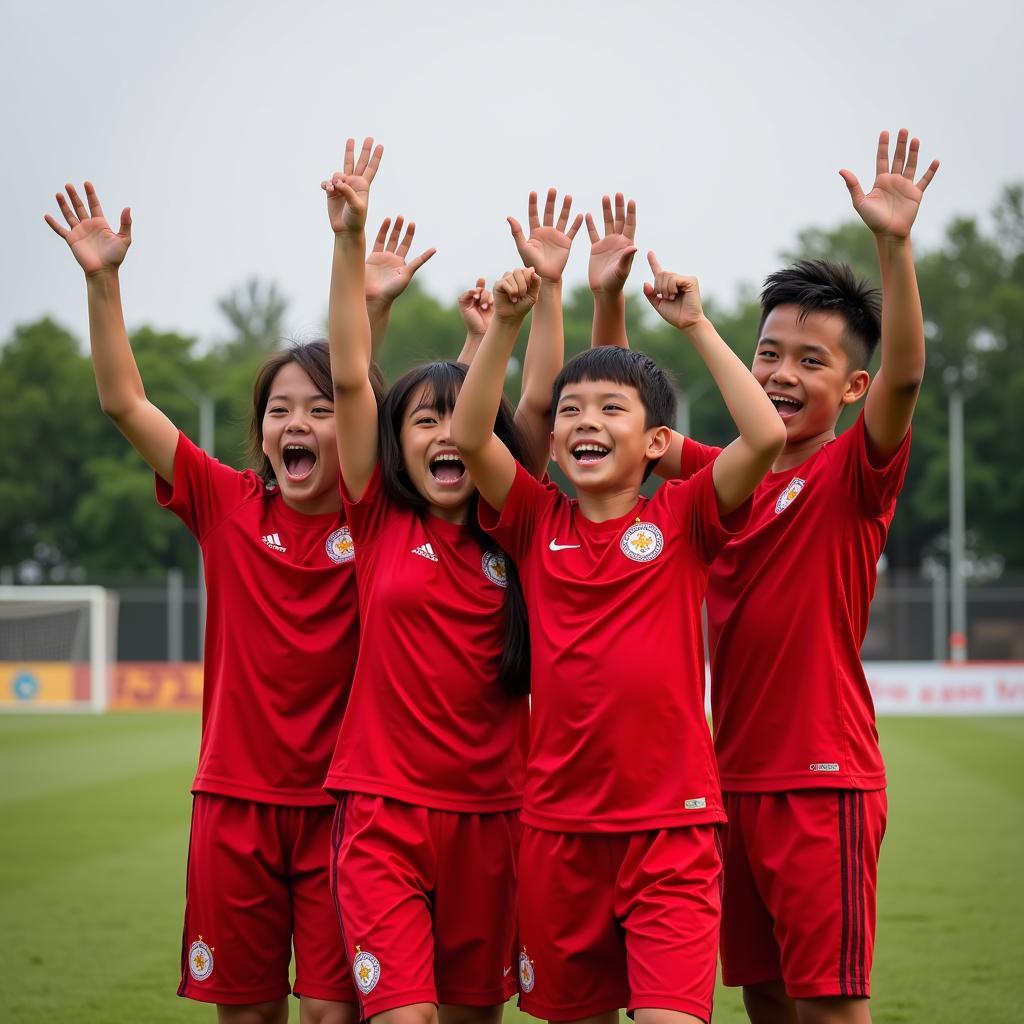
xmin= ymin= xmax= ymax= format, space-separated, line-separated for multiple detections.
xmin=429 ymin=452 xmax=466 ymax=487
xmin=768 ymin=394 xmax=804 ymax=420
xmin=571 ymin=442 xmax=610 ymax=464
xmin=282 ymin=444 xmax=317 ymax=481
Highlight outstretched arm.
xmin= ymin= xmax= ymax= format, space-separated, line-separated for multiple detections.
xmin=456 ymin=277 xmax=494 ymax=364
xmin=45 ymin=183 xmax=178 ymax=482
xmin=451 ymin=268 xmax=541 ymax=512
xmin=508 ymin=189 xmax=584 ymax=476
xmin=587 ymin=193 xmax=638 ymax=348
xmin=364 ymin=215 xmax=436 ymax=353
xmin=644 ymin=254 xmax=786 ymax=513
xmin=841 ymin=128 xmax=939 ymax=459
xmin=322 ymin=136 xmax=388 ymax=501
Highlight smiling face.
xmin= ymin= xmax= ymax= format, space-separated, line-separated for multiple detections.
xmin=551 ymin=379 xmax=670 ymax=494
xmin=753 ymin=304 xmax=870 ymax=448
xmin=260 ymin=361 xmax=341 ymax=515
xmin=399 ymin=383 xmax=474 ymax=522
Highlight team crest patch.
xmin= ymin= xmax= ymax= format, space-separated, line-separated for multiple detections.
xmin=188 ymin=937 xmax=214 ymax=982
xmin=326 ymin=526 xmax=355 ymax=564
xmin=774 ymin=477 xmax=806 ymax=514
xmin=352 ymin=947 xmax=380 ymax=995
xmin=482 ymin=551 xmax=508 ymax=588
xmin=518 ymin=948 xmax=535 ymax=993
xmin=620 ymin=520 xmax=664 ymax=563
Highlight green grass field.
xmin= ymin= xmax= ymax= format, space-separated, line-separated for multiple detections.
xmin=1 ymin=714 xmax=1021 ymax=1023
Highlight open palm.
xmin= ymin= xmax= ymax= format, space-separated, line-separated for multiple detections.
xmin=364 ymin=215 xmax=436 ymax=304
xmin=587 ymin=193 xmax=637 ymax=292
xmin=508 ymin=189 xmax=583 ymax=282
xmin=841 ymin=129 xmax=939 ymax=240
xmin=45 ymin=183 xmax=131 ymax=275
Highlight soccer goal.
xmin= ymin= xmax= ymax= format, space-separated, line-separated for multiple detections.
xmin=0 ymin=586 xmax=118 ymax=713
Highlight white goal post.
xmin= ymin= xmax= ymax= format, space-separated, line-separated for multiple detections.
xmin=0 ymin=586 xmax=118 ymax=713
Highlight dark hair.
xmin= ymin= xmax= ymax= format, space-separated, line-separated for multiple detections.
xmin=380 ymin=361 xmax=530 ymax=699
xmin=551 ymin=347 xmax=677 ymax=481
xmin=248 ymin=340 xmax=385 ymax=486
xmin=760 ymin=259 xmax=882 ymax=370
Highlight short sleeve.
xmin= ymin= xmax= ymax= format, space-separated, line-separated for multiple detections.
xmin=835 ymin=411 xmax=912 ymax=518
xmin=340 ymin=463 xmax=391 ymax=546
xmin=678 ymin=437 xmax=722 ymax=480
xmin=156 ymin=430 xmax=260 ymax=540
xmin=478 ymin=460 xmax=553 ymax=563
xmin=658 ymin=460 xmax=751 ymax=564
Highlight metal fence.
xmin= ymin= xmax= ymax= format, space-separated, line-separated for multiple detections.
xmin=90 ymin=567 xmax=1024 ymax=663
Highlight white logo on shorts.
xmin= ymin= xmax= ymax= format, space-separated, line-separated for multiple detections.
xmin=684 ymin=797 xmax=707 ymax=810
xmin=188 ymin=937 xmax=214 ymax=981
xmin=518 ymin=948 xmax=535 ymax=993
xmin=810 ymin=762 xmax=840 ymax=772
xmin=352 ymin=947 xmax=381 ymax=995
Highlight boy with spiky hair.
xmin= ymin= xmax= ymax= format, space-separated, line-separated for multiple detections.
xmin=451 ymin=256 xmax=785 ymax=1023
xmin=665 ymin=130 xmax=938 ymax=1024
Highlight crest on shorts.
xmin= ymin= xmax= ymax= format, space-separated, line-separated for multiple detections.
xmin=188 ymin=936 xmax=215 ymax=982
xmin=482 ymin=551 xmax=509 ymax=588
xmin=620 ymin=520 xmax=664 ymax=563
xmin=352 ymin=946 xmax=381 ymax=995
xmin=518 ymin=947 xmax=535 ymax=993
xmin=774 ymin=477 xmax=806 ymax=514
xmin=326 ymin=526 xmax=355 ymax=564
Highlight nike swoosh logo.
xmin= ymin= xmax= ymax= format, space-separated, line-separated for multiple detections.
xmin=503 ymin=966 xmax=513 ymax=977
xmin=549 ymin=539 xmax=581 ymax=551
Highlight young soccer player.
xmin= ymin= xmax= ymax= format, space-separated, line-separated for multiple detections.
xmin=450 ymin=252 xmax=786 ymax=1023
xmin=44 ymin=181 xmax=428 ymax=1024
xmin=320 ymin=140 xmax=584 ymax=1024
xmin=657 ymin=131 xmax=938 ymax=1024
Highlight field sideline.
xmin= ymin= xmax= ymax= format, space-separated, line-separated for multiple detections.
xmin=1 ymin=714 xmax=1021 ymax=1023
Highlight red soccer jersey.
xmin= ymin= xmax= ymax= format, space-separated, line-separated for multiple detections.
xmin=706 ymin=412 xmax=911 ymax=791
xmin=323 ymin=467 xmax=528 ymax=813
xmin=157 ymin=432 xmax=359 ymax=806
xmin=481 ymin=460 xmax=745 ymax=833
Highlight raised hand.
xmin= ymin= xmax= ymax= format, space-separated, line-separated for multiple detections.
xmin=586 ymin=193 xmax=638 ymax=294
xmin=44 ymin=182 xmax=131 ymax=276
xmin=642 ymin=252 xmax=705 ymax=332
xmin=458 ymin=277 xmax=494 ymax=336
xmin=507 ymin=189 xmax=583 ymax=282
xmin=321 ymin=136 xmax=384 ymax=234
xmin=493 ymin=268 xmax=542 ymax=323
xmin=840 ymin=129 xmax=939 ymax=240
xmin=364 ymin=216 xmax=436 ymax=305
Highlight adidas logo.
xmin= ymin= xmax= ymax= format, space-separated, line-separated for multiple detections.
xmin=261 ymin=532 xmax=287 ymax=553
xmin=411 ymin=542 xmax=438 ymax=562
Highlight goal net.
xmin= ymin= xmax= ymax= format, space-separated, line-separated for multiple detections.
xmin=0 ymin=586 xmax=118 ymax=712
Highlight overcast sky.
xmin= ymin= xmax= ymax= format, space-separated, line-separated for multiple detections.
xmin=3 ymin=0 xmax=1021 ymax=349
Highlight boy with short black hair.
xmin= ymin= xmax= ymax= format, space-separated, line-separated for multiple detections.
xmin=683 ymin=130 xmax=938 ymax=1024
xmin=450 ymin=258 xmax=785 ymax=1024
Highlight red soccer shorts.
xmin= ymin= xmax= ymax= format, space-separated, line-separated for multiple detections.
xmin=720 ymin=789 xmax=887 ymax=1000
xmin=331 ymin=794 xmax=519 ymax=1019
xmin=178 ymin=793 xmax=354 ymax=1006
xmin=516 ymin=824 xmax=722 ymax=1022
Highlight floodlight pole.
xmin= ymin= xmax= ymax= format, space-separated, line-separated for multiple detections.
xmin=945 ymin=369 xmax=967 ymax=663
xmin=197 ymin=394 xmax=215 ymax=660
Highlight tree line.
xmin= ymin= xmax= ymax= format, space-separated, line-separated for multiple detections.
xmin=3 ymin=186 xmax=1022 ymax=582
